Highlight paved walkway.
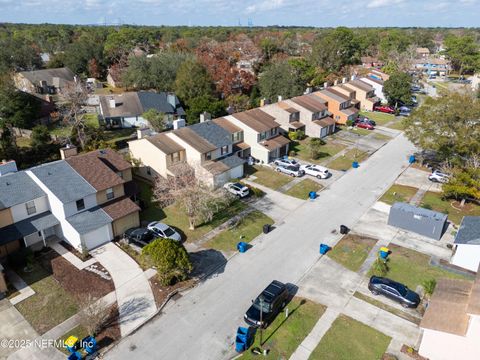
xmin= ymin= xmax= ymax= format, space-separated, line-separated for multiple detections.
xmin=91 ymin=242 xmax=157 ymax=337
xmin=50 ymin=241 xmax=97 ymax=270
xmin=6 ymin=269 xmax=35 ymax=305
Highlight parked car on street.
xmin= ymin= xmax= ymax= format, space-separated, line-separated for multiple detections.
xmin=147 ymin=221 xmax=182 ymax=242
xmin=374 ymin=105 xmax=395 ymax=114
xmin=355 ymin=116 xmax=376 ymax=126
xmin=428 ymin=170 xmax=450 ymax=183
xmin=224 ymin=182 xmax=250 ymax=198
xmin=300 ymin=164 xmax=331 ymax=179
xmin=124 ymin=227 xmax=155 ymax=247
xmin=368 ymin=276 xmax=420 ymax=308
xmin=244 ymin=280 xmax=289 ymax=328
xmin=356 ymin=122 xmax=375 ymax=130
xmin=275 ymin=165 xmax=304 ymax=177
xmin=274 ymin=158 xmax=299 ymax=168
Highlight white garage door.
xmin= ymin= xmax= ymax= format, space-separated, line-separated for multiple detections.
xmin=82 ymin=224 xmax=113 ymax=250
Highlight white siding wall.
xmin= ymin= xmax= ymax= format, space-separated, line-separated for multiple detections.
xmin=10 ymin=195 xmax=49 ymax=222
xmin=82 ymin=223 xmax=113 ymax=250
xmin=360 ymin=78 xmax=387 ymax=103
xmin=451 ymin=244 xmax=480 ymax=272
xmin=420 ymin=317 xmax=480 ymax=360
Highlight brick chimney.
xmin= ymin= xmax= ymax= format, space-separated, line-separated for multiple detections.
xmin=60 ymin=144 xmax=78 ymax=159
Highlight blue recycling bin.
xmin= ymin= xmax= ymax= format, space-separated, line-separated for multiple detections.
xmin=352 ymin=161 xmax=359 ymax=168
xmin=237 ymin=242 xmax=248 ymax=253
xmin=81 ymin=335 xmax=97 ymax=355
xmin=67 ymin=352 xmax=82 ymax=360
xmin=237 ymin=327 xmax=249 ymax=342
xmin=409 ymin=155 xmax=416 ymax=164
xmin=235 ymin=335 xmax=247 ymax=353
xmin=309 ymin=191 xmax=317 ymax=200
xmin=320 ymin=244 xmax=331 ymax=255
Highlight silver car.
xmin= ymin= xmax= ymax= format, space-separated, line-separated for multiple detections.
xmin=274 ymin=158 xmax=299 ymax=168
xmin=147 ymin=221 xmax=182 ymax=242
xmin=276 ymin=165 xmax=305 ymax=177
xmin=428 ymin=170 xmax=450 ymax=183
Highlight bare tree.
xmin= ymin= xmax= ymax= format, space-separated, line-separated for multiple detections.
xmin=153 ymin=163 xmax=235 ymax=230
xmin=59 ymin=81 xmax=89 ymax=149
xmin=77 ymin=294 xmax=112 ymax=336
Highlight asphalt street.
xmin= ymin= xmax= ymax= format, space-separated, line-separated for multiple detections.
xmin=105 ymin=134 xmax=416 ymax=360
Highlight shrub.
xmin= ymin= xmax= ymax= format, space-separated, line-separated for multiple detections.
xmin=372 ymin=258 xmax=389 ymax=276
xmin=422 ymin=278 xmax=437 ymax=297
xmin=307 ymin=138 xmax=326 ymax=160
xmin=288 ymin=131 xmax=298 ymax=140
xmin=346 ymin=119 xmax=354 ymax=127
xmin=296 ymin=130 xmax=305 ymax=140
xmin=288 ymin=150 xmax=297 ymax=157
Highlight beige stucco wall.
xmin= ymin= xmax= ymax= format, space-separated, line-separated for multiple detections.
xmin=420 ymin=318 xmax=480 ymax=360
xmin=112 ymin=212 xmax=140 ymax=237
xmin=261 ymin=105 xmax=291 ymax=132
xmin=96 ymin=184 xmax=125 ymax=205
xmin=343 ymin=84 xmax=375 ymax=111
xmin=128 ymin=139 xmax=169 ymax=178
xmin=122 ymin=168 xmax=133 ymax=182
xmin=0 ymin=208 xmax=14 ymax=228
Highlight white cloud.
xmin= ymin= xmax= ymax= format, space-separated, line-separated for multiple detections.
xmin=367 ymin=0 xmax=405 ymax=8
xmin=245 ymin=0 xmax=286 ymax=14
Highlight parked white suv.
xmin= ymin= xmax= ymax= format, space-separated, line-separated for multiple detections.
xmin=274 ymin=158 xmax=299 ymax=168
xmin=300 ymin=164 xmax=331 ymax=179
xmin=224 ymin=182 xmax=250 ymax=198
xmin=276 ymin=165 xmax=305 ymax=177
xmin=428 ymin=170 xmax=450 ymax=183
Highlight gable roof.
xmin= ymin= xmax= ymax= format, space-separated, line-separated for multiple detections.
xmin=19 ymin=67 xmax=75 ymax=87
xmin=0 ymin=171 xmax=46 ymax=210
xmin=137 ymin=91 xmax=185 ymax=115
xmin=277 ymin=102 xmax=299 ymax=114
xmin=290 ymin=95 xmax=327 ymax=113
xmin=66 ymin=206 xmax=112 ymax=234
xmin=454 ymin=217 xmax=480 ymax=245
xmin=29 ymin=161 xmax=96 ymax=204
xmin=66 ymin=149 xmax=129 ymax=191
xmin=232 ymin=109 xmax=279 ymax=133
xmin=212 ymin=117 xmax=242 ymax=134
xmin=188 ymin=121 xmax=232 ymax=148
xmin=316 ymin=89 xmax=349 ymax=103
xmin=146 ymin=133 xmax=185 ymax=154
xmin=173 ymin=127 xmax=217 ymax=153
xmin=346 ymin=80 xmax=373 ymax=92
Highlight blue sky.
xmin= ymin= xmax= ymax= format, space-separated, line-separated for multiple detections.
xmin=0 ymin=0 xmax=479 ymax=27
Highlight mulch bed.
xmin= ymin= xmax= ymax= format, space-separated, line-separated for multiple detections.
xmin=51 ymin=256 xmax=114 ymax=300
xmin=96 ymin=303 xmax=121 ymax=349
xmin=149 ymin=277 xmax=197 ymax=308
xmin=401 ymin=345 xmax=429 ymax=360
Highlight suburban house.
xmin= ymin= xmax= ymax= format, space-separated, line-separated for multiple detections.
xmin=284 ymin=95 xmax=335 ymax=138
xmin=416 ymin=47 xmax=431 ymax=58
xmin=0 ymin=148 xmax=140 ymax=255
xmin=342 ymin=80 xmax=378 ymax=111
xmin=212 ymin=117 xmax=251 ymax=159
xmin=361 ymin=56 xmax=384 ymax=68
xmin=368 ymin=69 xmax=390 ymax=82
xmin=313 ymin=88 xmax=359 ymax=125
xmin=224 ymin=109 xmax=290 ymax=164
xmin=261 ymin=101 xmax=306 ymax=134
xmin=360 ymin=76 xmax=387 ymax=104
xmin=128 ymin=120 xmax=245 ymax=188
xmin=99 ymin=91 xmax=185 ymax=129
xmin=451 ymin=217 xmax=480 ymax=272
xmin=414 ymin=58 xmax=451 ymax=76
xmin=419 ymin=268 xmax=480 ymax=360
xmin=14 ymin=67 xmax=75 ymax=96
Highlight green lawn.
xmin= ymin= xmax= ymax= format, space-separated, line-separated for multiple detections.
xmin=359 ymin=111 xmax=395 ymax=126
xmin=420 ymin=191 xmax=480 ymax=225
xmin=328 ymin=234 xmax=377 ymax=272
xmin=205 ymin=210 xmax=273 ymax=253
xmin=368 ymin=244 xmax=471 ymax=290
xmin=103 ymin=128 xmax=136 ymax=145
xmin=291 ymin=139 xmax=347 ymax=164
xmin=15 ymin=261 xmax=78 ymax=334
xmin=379 ymin=184 xmax=419 ymax=205
xmin=284 ymin=179 xmax=323 ymax=200
xmin=241 ymin=298 xmax=326 ymax=360
xmin=326 ymin=149 xmax=368 ymax=171
xmin=346 ymin=127 xmax=373 ymax=136
xmin=137 ymin=180 xmax=248 ymax=243
xmin=57 ymin=325 xmax=88 ymax=354
xmin=16 ymin=136 xmax=32 ymax=148
xmin=386 ymin=119 xmax=407 ymax=131
xmin=246 ymin=165 xmax=292 ymax=190
xmin=49 ymin=114 xmax=100 ymax=137
xmin=310 ymin=314 xmax=391 ymax=360
xmin=373 ymin=133 xmax=392 ymax=141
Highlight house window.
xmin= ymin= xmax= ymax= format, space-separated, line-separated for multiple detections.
xmin=76 ymin=199 xmax=85 ymax=211
xmin=26 ymin=201 xmax=36 ymax=215
xmin=232 ymin=131 xmax=243 ymax=142
xmin=106 ymin=188 xmax=114 ymax=200
xmin=221 ymin=145 xmax=229 ymax=155
xmin=259 ymin=132 xmax=267 ymax=141
xmin=205 ymin=152 xmax=212 ymax=161
xmin=171 ymin=152 xmax=180 ymax=163
xmin=270 ymin=128 xmax=277 ymax=136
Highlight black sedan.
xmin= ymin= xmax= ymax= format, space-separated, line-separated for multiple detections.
xmin=124 ymin=227 xmax=155 ymax=247
xmin=368 ymin=276 xmax=420 ymax=308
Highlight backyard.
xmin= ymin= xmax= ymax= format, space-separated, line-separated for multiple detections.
xmin=327 ymin=234 xmax=378 ymax=272
xmin=368 ymin=244 xmax=471 ymax=290
xmin=284 ymin=179 xmax=323 ymax=200
xmin=290 ymin=139 xmax=346 ymax=164
xmin=241 ymin=298 xmax=326 ymax=360
xmin=310 ymin=314 xmax=391 ymax=360
xmin=205 ymin=210 xmax=273 ymax=253
xmin=419 ymin=191 xmax=480 ymax=225
xmin=245 ymin=165 xmax=292 ymax=190
xmin=326 ymin=148 xmax=368 ymax=171
xmin=379 ymin=184 xmax=419 ymax=205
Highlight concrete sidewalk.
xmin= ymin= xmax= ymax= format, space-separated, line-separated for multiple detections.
xmin=91 ymin=243 xmax=157 ymax=336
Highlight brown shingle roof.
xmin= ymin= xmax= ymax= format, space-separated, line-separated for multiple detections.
xmin=146 ymin=133 xmax=184 ymax=154
xmin=341 ymin=108 xmax=359 ymax=117
xmin=347 ymin=80 xmax=374 ymax=92
xmin=261 ymin=135 xmax=290 ymax=150
xmin=66 ymin=149 xmax=129 ymax=191
xmin=212 ymin=117 xmax=242 ymax=134
xmin=277 ymin=102 xmax=299 ymax=114
xmin=99 ymin=92 xmax=143 ymax=118
xmin=313 ymin=117 xmax=335 ymax=127
xmin=233 ymin=142 xmax=250 ymax=151
xmin=420 ymin=278 xmax=472 ymax=336
xmin=172 ymin=127 xmax=217 ymax=153
xmin=101 ymin=196 xmax=140 ymax=221
xmin=290 ymin=95 xmax=327 ymax=113
xmin=232 ymin=109 xmax=279 ymax=133
xmin=289 ymin=121 xmax=305 ymax=129
xmin=315 ymin=89 xmax=348 ymax=103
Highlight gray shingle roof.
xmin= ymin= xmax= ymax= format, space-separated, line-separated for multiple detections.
xmin=219 ymin=155 xmax=245 ymax=169
xmin=454 ymin=217 xmax=480 ymax=245
xmin=67 ymin=206 xmax=112 ymax=235
xmin=0 ymin=171 xmax=46 ymax=210
xmin=28 ymin=161 xmax=96 ymax=204
xmin=188 ymin=121 xmax=232 ymax=148
xmin=19 ymin=67 xmax=75 ymax=87
xmin=0 ymin=211 xmax=59 ymax=246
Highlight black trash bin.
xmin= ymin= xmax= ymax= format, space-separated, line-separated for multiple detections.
xmin=340 ymin=225 xmax=349 ymax=235
xmin=263 ymin=224 xmax=271 ymax=234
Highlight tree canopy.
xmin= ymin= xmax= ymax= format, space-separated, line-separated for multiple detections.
xmin=174 ymin=59 xmax=214 ymax=104
xmin=383 ymin=72 xmax=412 ymax=106
xmin=258 ymin=60 xmax=304 ymax=101
xmin=443 ymin=35 xmax=480 ymax=75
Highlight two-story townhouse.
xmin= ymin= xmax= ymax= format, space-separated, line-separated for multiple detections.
xmin=331 ymin=84 xmax=360 ymax=109
xmin=212 ymin=117 xmax=250 ymax=159
xmin=225 ymin=109 xmax=290 ymax=164
xmin=286 ymin=95 xmax=336 ymax=139
xmin=342 ymin=80 xmax=378 ymax=111
xmin=313 ymin=89 xmax=358 ymax=125
xmin=360 ymin=76 xmax=387 ymax=104
xmin=260 ymin=102 xmax=306 ymax=135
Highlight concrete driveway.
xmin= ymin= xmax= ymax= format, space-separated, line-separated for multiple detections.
xmin=91 ymin=242 xmax=156 ymax=336
xmin=395 ymin=167 xmax=442 ymax=193
xmin=105 ymin=134 xmax=416 ymax=360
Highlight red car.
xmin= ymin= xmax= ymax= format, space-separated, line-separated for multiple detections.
xmin=374 ymin=105 xmax=395 ymax=114
xmin=356 ymin=122 xmax=374 ymax=130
